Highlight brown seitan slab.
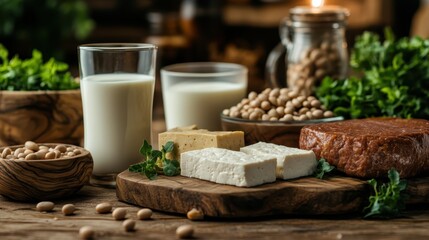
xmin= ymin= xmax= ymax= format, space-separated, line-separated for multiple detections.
xmin=299 ymin=118 xmax=429 ymax=178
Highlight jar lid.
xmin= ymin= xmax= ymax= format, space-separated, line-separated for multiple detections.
xmin=289 ymin=5 xmax=349 ymax=23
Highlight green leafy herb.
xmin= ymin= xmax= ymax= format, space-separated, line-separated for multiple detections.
xmin=316 ymin=28 xmax=429 ymax=119
xmin=128 ymin=140 xmax=180 ymax=180
xmin=163 ymin=159 xmax=180 ymax=176
xmin=0 ymin=44 xmax=79 ymax=91
xmin=314 ymin=158 xmax=335 ymax=179
xmin=363 ymin=169 xmax=408 ymax=219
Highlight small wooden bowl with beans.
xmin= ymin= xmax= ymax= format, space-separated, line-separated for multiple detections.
xmin=0 ymin=141 xmax=93 ymax=202
xmin=221 ymin=87 xmax=343 ymax=148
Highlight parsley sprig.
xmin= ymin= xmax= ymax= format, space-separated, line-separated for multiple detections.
xmin=129 ymin=140 xmax=180 ymax=180
xmin=363 ymin=169 xmax=408 ymax=219
xmin=314 ymin=158 xmax=335 ymax=179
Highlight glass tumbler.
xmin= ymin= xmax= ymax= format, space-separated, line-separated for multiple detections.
xmin=78 ymin=43 xmax=157 ymax=187
xmin=161 ymin=62 xmax=247 ymax=131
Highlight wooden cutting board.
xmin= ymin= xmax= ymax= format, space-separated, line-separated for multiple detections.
xmin=116 ymin=171 xmax=429 ymax=218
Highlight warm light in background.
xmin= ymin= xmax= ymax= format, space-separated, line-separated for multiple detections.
xmin=312 ymin=0 xmax=325 ymax=8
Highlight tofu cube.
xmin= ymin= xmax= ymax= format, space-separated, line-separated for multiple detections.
xmin=241 ymin=142 xmax=317 ymax=180
xmin=159 ymin=130 xmax=244 ymax=160
xmin=180 ymin=148 xmax=276 ymax=187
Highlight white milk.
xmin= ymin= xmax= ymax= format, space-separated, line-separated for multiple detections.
xmin=81 ymin=73 xmax=155 ymax=175
xmin=163 ymin=81 xmax=246 ymax=130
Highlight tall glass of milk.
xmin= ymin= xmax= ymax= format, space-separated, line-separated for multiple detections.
xmin=161 ymin=62 xmax=247 ymax=130
xmin=78 ymin=43 xmax=157 ymax=187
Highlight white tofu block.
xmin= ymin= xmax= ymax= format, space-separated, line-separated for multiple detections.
xmin=240 ymin=142 xmax=317 ymax=180
xmin=180 ymin=148 xmax=276 ymax=187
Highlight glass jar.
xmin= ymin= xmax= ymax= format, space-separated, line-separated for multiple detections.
xmin=267 ymin=6 xmax=349 ymax=96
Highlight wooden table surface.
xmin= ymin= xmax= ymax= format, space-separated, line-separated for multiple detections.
xmin=1 ymin=184 xmax=429 ymax=240
xmin=1 ymin=117 xmax=429 ymax=239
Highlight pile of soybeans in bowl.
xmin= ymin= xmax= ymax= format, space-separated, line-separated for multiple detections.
xmin=222 ymin=87 xmax=335 ymax=122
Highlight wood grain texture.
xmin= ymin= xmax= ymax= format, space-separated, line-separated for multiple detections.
xmin=406 ymin=177 xmax=429 ymax=204
xmin=116 ymin=171 xmax=369 ymax=218
xmin=0 ymin=90 xmax=84 ymax=147
xmin=1 ymin=185 xmax=429 ymax=239
xmin=0 ymin=144 xmax=93 ymax=201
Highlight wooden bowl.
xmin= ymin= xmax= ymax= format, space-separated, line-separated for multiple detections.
xmin=0 ymin=90 xmax=83 ymax=146
xmin=0 ymin=144 xmax=93 ymax=201
xmin=221 ymin=115 xmax=344 ymax=148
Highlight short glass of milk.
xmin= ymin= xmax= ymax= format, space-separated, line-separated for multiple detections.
xmin=78 ymin=43 xmax=157 ymax=187
xmin=161 ymin=62 xmax=247 ymax=131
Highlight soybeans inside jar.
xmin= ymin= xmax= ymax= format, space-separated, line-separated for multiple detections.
xmin=281 ymin=6 xmax=349 ymax=96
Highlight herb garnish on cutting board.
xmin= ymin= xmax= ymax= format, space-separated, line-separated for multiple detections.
xmin=129 ymin=140 xmax=180 ymax=180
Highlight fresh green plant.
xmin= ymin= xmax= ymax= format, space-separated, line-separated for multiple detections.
xmin=0 ymin=44 xmax=79 ymax=90
xmin=363 ymin=169 xmax=408 ymax=219
xmin=316 ymin=29 xmax=429 ymax=119
xmin=129 ymin=140 xmax=180 ymax=180
xmin=314 ymin=158 xmax=335 ymax=179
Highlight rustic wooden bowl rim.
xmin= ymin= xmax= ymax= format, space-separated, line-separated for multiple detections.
xmin=221 ymin=114 xmax=344 ymax=126
xmin=0 ymin=143 xmax=89 ymax=163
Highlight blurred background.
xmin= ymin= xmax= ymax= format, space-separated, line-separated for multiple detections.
xmin=0 ymin=0 xmax=428 ymax=93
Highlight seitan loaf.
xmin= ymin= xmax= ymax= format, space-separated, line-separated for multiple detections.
xmin=299 ymin=118 xmax=429 ymax=178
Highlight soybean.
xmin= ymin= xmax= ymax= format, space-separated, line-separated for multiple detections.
xmin=35 ymin=150 xmax=48 ymax=159
xmin=187 ymin=208 xmax=204 ymax=221
xmin=14 ymin=148 xmax=24 ymax=157
xmin=23 ymin=149 xmax=33 ymax=155
xmin=25 ymin=141 xmax=39 ymax=151
xmin=45 ymin=151 xmax=56 ymax=160
xmin=79 ymin=226 xmax=94 ymax=240
xmin=137 ymin=208 xmax=152 ymax=220
xmin=312 ymin=109 xmax=324 ymax=119
xmin=95 ymin=202 xmax=112 ymax=214
xmin=55 ymin=145 xmax=67 ymax=153
xmin=176 ymin=225 xmax=194 ymax=239
xmin=122 ymin=219 xmax=136 ymax=232
xmin=324 ymin=111 xmax=335 ymax=118
xmin=1 ymin=147 xmax=12 ymax=158
xmin=62 ymin=204 xmax=76 ymax=216
xmin=112 ymin=207 xmax=127 ymax=220
xmin=36 ymin=201 xmax=54 ymax=212
xmin=25 ymin=153 xmax=38 ymax=160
